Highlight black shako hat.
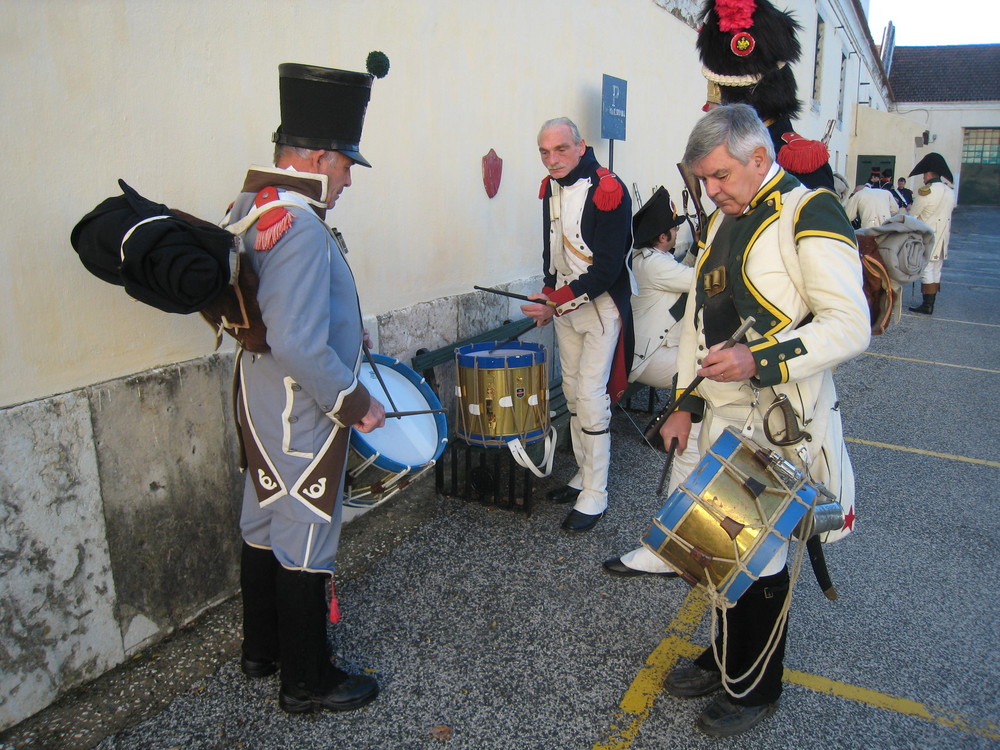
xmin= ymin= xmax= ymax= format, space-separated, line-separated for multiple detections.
xmin=632 ymin=187 xmax=685 ymax=249
xmin=272 ymin=63 xmax=374 ymax=168
xmin=910 ymin=152 xmax=953 ymax=183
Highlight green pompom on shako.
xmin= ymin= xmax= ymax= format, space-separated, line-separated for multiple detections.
xmin=366 ymin=51 xmax=390 ymax=79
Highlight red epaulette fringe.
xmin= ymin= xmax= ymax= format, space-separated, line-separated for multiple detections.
xmin=538 ymin=176 xmax=551 ymax=199
xmin=777 ymin=132 xmax=830 ymax=175
xmin=252 ymin=187 xmax=293 ymax=251
xmin=593 ymin=167 xmax=624 ymax=211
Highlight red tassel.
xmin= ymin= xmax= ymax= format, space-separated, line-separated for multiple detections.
xmin=778 ymin=133 xmax=830 ymax=174
xmin=538 ymin=176 xmax=551 ymax=200
xmin=329 ymin=582 xmax=341 ymax=624
xmin=715 ymin=0 xmax=757 ymax=32
xmin=592 ymin=168 xmax=624 ymax=211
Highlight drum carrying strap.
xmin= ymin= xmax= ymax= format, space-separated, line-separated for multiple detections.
xmin=506 ymin=425 xmax=558 ymax=478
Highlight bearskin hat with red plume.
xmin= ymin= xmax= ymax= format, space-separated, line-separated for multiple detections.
xmin=697 ymin=0 xmax=803 ymax=121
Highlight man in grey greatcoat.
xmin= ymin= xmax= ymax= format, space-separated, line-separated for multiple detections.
xmin=228 ymin=63 xmax=385 ymax=715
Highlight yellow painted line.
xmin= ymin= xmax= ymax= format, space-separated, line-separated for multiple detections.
xmin=845 ymin=437 xmax=1000 ymax=468
xmin=862 ymin=350 xmax=1000 ymax=374
xmin=595 ymin=591 xmax=1000 ymax=749
xmin=902 ymin=313 xmax=1000 ymax=327
xmin=593 ymin=591 xmax=708 ymax=750
xmin=786 ymin=669 xmax=1000 ymax=741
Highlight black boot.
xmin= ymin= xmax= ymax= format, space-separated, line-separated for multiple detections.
xmin=274 ymin=567 xmax=379 ymax=713
xmin=240 ymin=543 xmax=280 ymax=677
xmin=909 ymin=293 xmax=935 ymax=315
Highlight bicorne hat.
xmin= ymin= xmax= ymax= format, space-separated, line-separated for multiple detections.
xmin=909 ymin=152 xmax=953 ymax=183
xmin=632 ymin=187 xmax=685 ymax=249
xmin=273 ymin=63 xmax=374 ymax=168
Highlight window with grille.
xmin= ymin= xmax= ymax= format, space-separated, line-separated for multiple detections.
xmin=812 ymin=16 xmax=825 ymax=101
xmin=962 ymin=128 xmax=1000 ymax=165
xmin=837 ymin=53 xmax=847 ymax=123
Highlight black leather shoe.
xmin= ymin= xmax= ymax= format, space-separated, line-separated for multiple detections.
xmin=241 ymin=655 xmax=278 ymax=679
xmin=697 ymin=694 xmax=778 ymax=737
xmin=602 ymin=557 xmax=679 ymax=578
xmin=279 ymin=669 xmax=379 ymax=713
xmin=547 ymin=486 xmax=582 ymax=504
xmin=561 ymin=508 xmax=603 ymax=533
xmin=664 ymin=662 xmax=722 ymax=697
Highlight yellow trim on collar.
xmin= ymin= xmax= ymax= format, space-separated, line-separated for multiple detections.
xmin=748 ymin=169 xmax=786 ymax=211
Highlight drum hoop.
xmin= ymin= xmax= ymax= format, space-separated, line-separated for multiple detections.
xmin=454 ymin=343 xmax=549 ymax=446
xmin=350 ymin=353 xmax=448 ymax=473
xmin=455 ymin=340 xmax=545 ymax=370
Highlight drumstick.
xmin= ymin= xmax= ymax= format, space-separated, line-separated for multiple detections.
xmin=654 ymin=317 xmax=756 ymax=493
xmin=664 ymin=316 xmax=757 ymax=422
xmin=656 ymin=438 xmax=678 ymax=496
xmin=474 ymin=285 xmax=557 ymax=307
xmin=362 ymin=341 xmax=401 ymax=417
xmin=383 ymin=408 xmax=447 ymax=419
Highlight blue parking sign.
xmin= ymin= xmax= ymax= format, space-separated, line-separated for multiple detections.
xmin=601 ymin=75 xmax=627 ymax=141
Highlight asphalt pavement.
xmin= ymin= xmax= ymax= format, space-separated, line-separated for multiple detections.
xmin=3 ymin=206 xmax=998 ymax=750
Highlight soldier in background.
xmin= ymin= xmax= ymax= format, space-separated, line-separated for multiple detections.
xmin=603 ymin=187 xmax=699 ymax=577
xmin=908 ymin=153 xmax=956 ymax=315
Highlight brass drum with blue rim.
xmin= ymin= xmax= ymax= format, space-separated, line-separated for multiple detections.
xmin=454 ymin=341 xmax=549 ymax=447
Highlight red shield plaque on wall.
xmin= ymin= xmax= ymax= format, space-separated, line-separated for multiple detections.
xmin=482 ymin=148 xmax=502 ymax=198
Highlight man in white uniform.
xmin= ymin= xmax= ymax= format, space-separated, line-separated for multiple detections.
xmin=521 ymin=117 xmax=633 ymax=533
xmin=907 ymin=152 xmax=956 ymax=315
xmin=602 ymin=187 xmax=700 ymax=576
xmin=844 ymin=182 xmax=899 ymax=228
xmin=658 ymin=104 xmax=869 ymax=737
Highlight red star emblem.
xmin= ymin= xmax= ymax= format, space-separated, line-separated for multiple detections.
xmin=842 ymin=504 xmax=856 ymax=531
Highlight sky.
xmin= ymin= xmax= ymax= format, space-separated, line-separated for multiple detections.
xmin=866 ymin=0 xmax=1000 ymax=46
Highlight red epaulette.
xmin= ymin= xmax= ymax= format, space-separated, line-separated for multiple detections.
xmin=777 ymin=132 xmax=830 ymax=175
xmin=593 ymin=167 xmax=624 ymax=211
xmin=252 ymin=187 xmax=293 ymax=251
xmin=538 ymin=175 xmax=551 ymax=199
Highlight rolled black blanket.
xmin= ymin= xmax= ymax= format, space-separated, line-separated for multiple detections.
xmin=70 ymin=179 xmax=234 ymax=314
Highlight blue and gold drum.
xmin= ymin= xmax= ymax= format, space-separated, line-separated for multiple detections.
xmin=454 ymin=341 xmax=549 ymax=447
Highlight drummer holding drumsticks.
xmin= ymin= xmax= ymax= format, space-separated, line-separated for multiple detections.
xmin=521 ymin=117 xmax=634 ymax=534
xmin=228 ymin=62 xmax=386 ymax=716
xmin=657 ymin=104 xmax=869 ymax=737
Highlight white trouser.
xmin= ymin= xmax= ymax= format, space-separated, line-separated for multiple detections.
xmin=920 ymin=258 xmax=944 ymax=284
xmin=554 ymin=293 xmax=620 ymax=515
xmin=623 ymin=419 xmax=702 ymax=573
xmin=629 ymin=345 xmax=678 ymax=389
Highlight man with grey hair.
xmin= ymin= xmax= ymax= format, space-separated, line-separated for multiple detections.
xmin=657 ymin=104 xmax=870 ymax=736
xmin=228 ymin=63 xmax=385 ymax=715
xmin=521 ymin=117 xmax=633 ymax=533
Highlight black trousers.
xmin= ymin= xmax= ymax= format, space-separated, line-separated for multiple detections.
xmin=695 ymin=566 xmax=790 ymax=706
xmin=240 ymin=542 xmax=336 ymax=690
